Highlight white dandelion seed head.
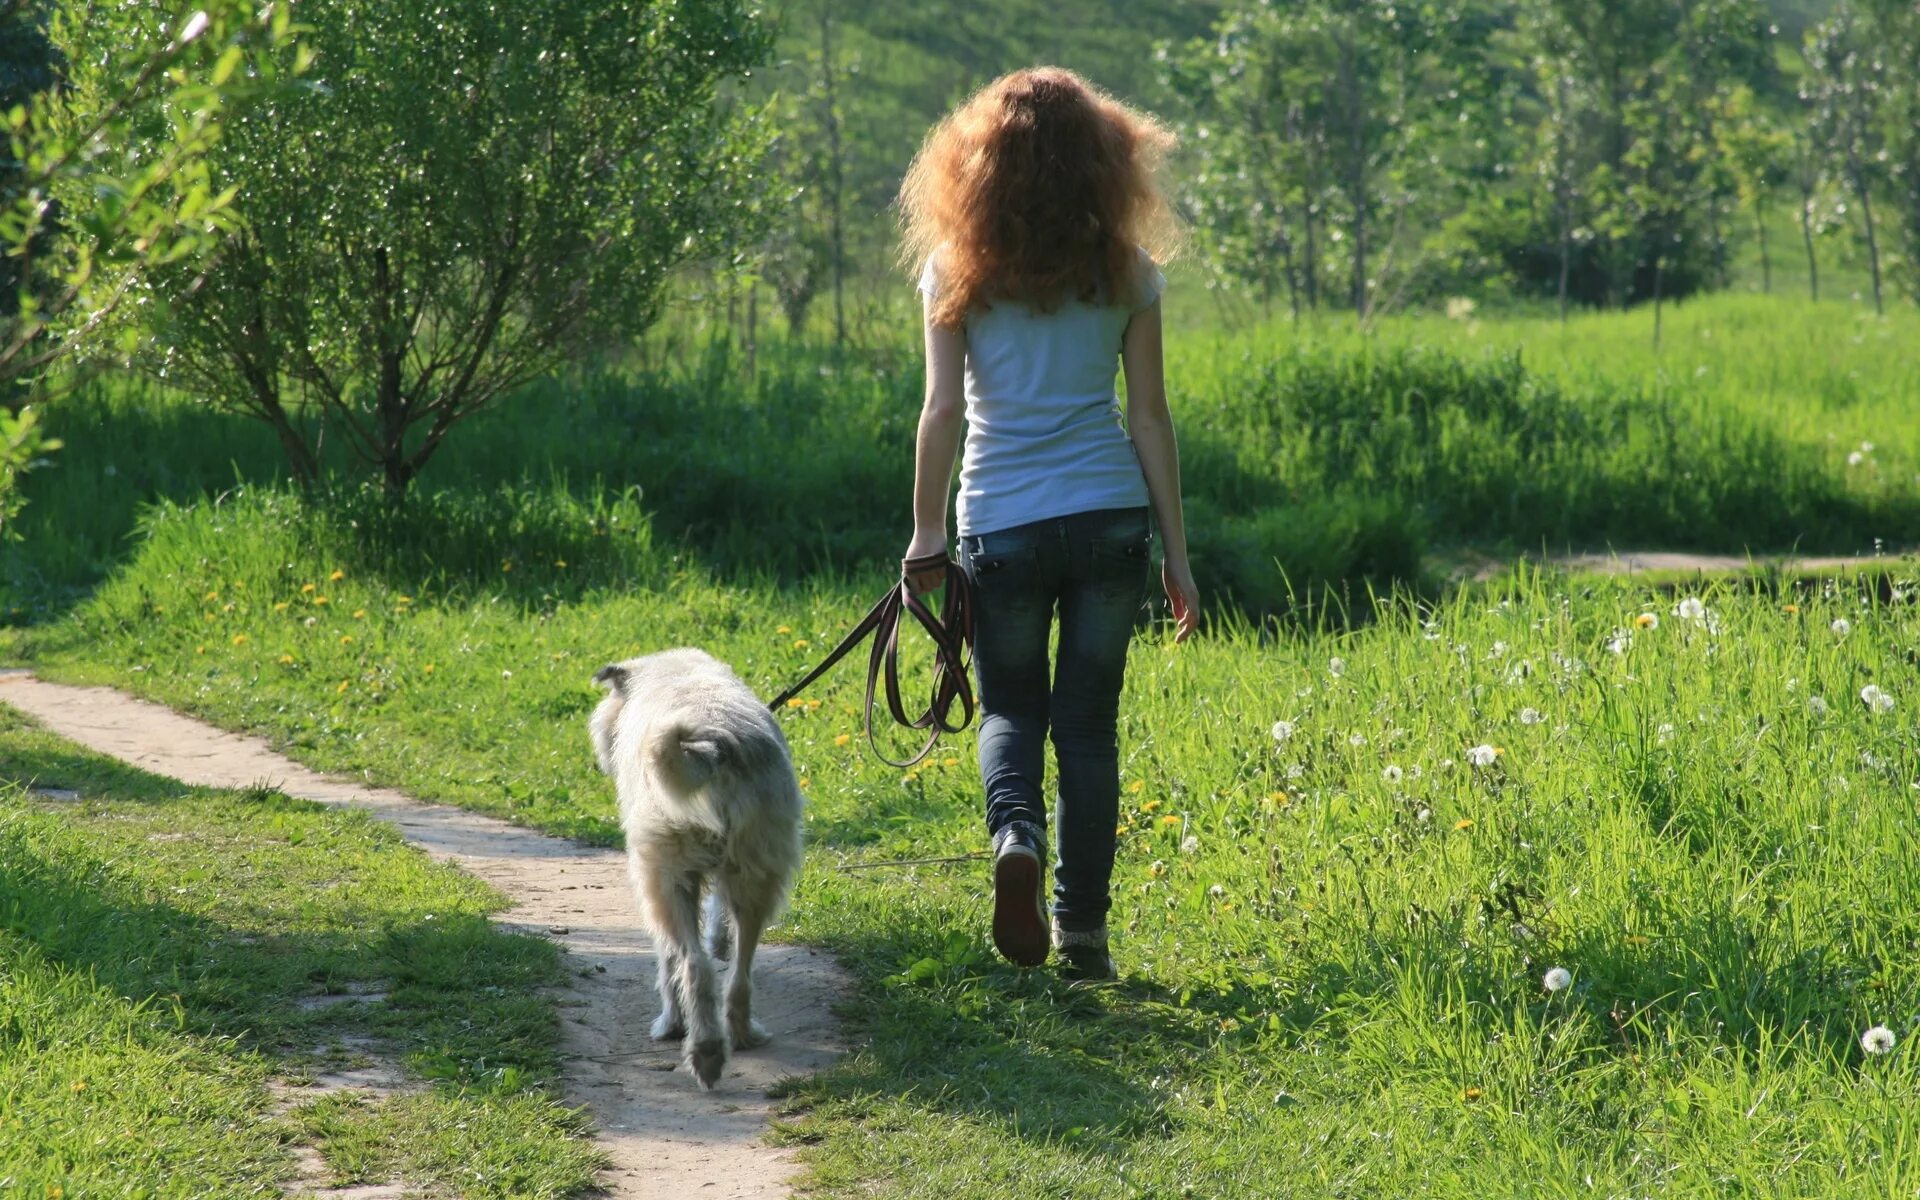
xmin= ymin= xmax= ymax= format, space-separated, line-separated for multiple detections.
xmin=1519 ymin=707 xmax=1543 ymax=726
xmin=1862 ymin=1025 xmax=1897 ymax=1055
xmin=1809 ymin=695 xmax=1830 ymax=717
xmin=1861 ymin=684 xmax=1895 ymax=713
xmin=1848 ymin=450 xmax=1866 ymax=467
xmin=1606 ymin=634 xmax=1630 ymax=656
xmin=1488 ymin=641 xmax=1508 ymax=659
xmin=1208 ymin=884 xmax=1227 ymax=899
xmin=1349 ymin=732 xmax=1368 ymax=747
xmin=1657 ymin=722 xmax=1675 ymax=743
xmin=1676 ymin=597 xmax=1706 ymax=621
xmin=1543 ymin=967 xmax=1572 ymax=993
xmin=1415 ymin=807 xmax=1432 ymax=823
xmin=1860 ymin=440 xmax=1875 ymax=453
xmin=1284 ymin=762 xmax=1305 ymax=780
xmin=1270 ymin=720 xmax=1296 ymax=743
xmin=1832 ymin=618 xmax=1852 ymax=636
xmin=1438 ymin=758 xmax=1456 ymax=773
xmin=1328 ymin=656 xmax=1347 ymax=677
xmin=1409 ymin=765 xmax=1425 ymax=781
xmin=1382 ymin=765 xmax=1404 ymax=784
xmin=1467 ymin=744 xmax=1497 ymax=768
xmin=1180 ymin=835 xmax=1201 ymax=855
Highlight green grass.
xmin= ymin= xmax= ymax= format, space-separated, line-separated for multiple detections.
xmin=0 ymin=709 xmax=603 ymax=1196
xmin=9 ymin=493 xmax=1920 ymax=1194
xmin=6 ymin=291 xmax=1920 ymax=1194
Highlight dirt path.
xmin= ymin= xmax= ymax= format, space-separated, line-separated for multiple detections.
xmin=0 ymin=670 xmax=845 ymax=1200
xmin=1451 ymin=548 xmax=1909 ymax=583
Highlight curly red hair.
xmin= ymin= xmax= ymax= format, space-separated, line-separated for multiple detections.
xmin=898 ymin=67 xmax=1180 ymax=328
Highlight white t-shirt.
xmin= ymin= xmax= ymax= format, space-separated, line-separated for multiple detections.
xmin=919 ymin=247 xmax=1164 ymax=537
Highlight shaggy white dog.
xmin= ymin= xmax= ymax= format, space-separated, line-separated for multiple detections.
xmin=589 ymin=649 xmax=804 ymax=1088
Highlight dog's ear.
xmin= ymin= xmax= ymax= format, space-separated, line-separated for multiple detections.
xmin=592 ymin=664 xmax=629 ymax=691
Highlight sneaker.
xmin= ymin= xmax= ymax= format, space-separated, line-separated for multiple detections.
xmin=1052 ymin=921 xmax=1115 ymax=982
xmin=990 ymin=821 xmax=1049 ymax=967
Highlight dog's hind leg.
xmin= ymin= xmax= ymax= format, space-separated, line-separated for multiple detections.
xmin=723 ymin=884 xmax=776 ymax=1050
xmin=642 ymin=867 xmax=728 ymax=1087
xmin=704 ymin=884 xmax=734 ymax=963
xmin=649 ymin=942 xmax=687 ymax=1041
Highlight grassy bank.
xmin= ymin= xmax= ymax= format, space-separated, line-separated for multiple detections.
xmin=0 ymin=709 xmax=602 ymax=1196
xmin=9 ymin=486 xmax=1920 ymax=1194
xmin=6 ymin=293 xmax=1917 ymax=624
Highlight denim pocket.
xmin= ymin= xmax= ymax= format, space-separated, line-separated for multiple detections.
xmin=1087 ymin=529 xmax=1151 ymax=605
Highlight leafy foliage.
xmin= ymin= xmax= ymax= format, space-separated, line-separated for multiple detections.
xmin=79 ymin=0 xmax=772 ymax=494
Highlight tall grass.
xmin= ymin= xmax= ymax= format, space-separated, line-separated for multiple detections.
xmin=8 ymin=294 xmax=1916 ymax=624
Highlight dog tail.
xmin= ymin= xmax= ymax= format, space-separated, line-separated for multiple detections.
xmin=648 ymin=719 xmax=734 ymax=790
xmin=593 ymin=663 xmax=629 ymax=690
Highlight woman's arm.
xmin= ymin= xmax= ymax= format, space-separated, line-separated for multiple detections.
xmin=904 ymin=302 xmax=967 ymax=593
xmin=1122 ymin=299 xmax=1199 ymax=641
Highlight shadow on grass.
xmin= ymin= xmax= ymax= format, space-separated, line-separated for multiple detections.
xmin=0 ymin=726 xmax=566 ymax=1086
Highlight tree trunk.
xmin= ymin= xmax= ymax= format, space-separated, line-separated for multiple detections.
xmin=1651 ymin=249 xmax=1665 ymax=349
xmin=1800 ymin=187 xmax=1820 ymax=301
xmin=1854 ymin=163 xmax=1885 ymax=315
xmin=1303 ymin=202 xmax=1320 ymax=311
xmin=1755 ymin=201 xmax=1771 ymax=294
xmin=746 ymin=280 xmax=758 ymax=379
xmin=820 ymin=6 xmax=846 ymax=347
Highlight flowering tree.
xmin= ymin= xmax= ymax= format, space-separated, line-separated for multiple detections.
xmin=75 ymin=0 xmax=771 ymax=496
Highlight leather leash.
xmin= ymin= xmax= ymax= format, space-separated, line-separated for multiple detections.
xmin=766 ymin=553 xmax=976 ymax=768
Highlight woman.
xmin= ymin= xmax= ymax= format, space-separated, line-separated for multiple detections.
xmin=897 ymin=67 xmax=1198 ymax=980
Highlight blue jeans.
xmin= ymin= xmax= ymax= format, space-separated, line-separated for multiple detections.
xmin=960 ymin=506 xmax=1151 ymax=933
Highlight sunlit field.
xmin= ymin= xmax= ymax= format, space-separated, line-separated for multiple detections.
xmin=6 ymin=290 xmax=1919 ymax=1194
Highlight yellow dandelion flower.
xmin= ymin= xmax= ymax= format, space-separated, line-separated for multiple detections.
xmin=1159 ymin=814 xmax=1181 ymax=828
xmin=313 ymin=596 xmax=329 ymax=606
xmin=222 ymin=602 xmax=234 ymax=613
xmin=1624 ymin=934 xmax=1650 ymax=947
xmin=501 ymin=560 xmax=513 ymax=572
xmin=352 ymin=609 xmax=366 ymax=619
xmin=423 ymin=664 xmax=436 ymax=675
xmin=273 ymin=601 xmax=290 ymax=612
xmin=776 ymin=624 xmax=792 ymax=634
xmin=1455 ymin=818 xmax=1475 ymax=830
xmin=555 ymin=559 xmax=568 ymax=569
xmin=204 ymin=612 xmax=217 ymax=622
xmin=1460 ymin=1087 xmax=1482 ymax=1102
xmin=195 ymin=644 xmax=206 ymax=655
xmin=1493 ymin=745 xmax=1506 ymax=757
xmin=1219 ymin=1017 xmax=1240 ymax=1033
xmin=807 ymin=699 xmax=822 ymax=711
xmin=1782 ymin=603 xmax=1799 ymax=615
xmin=203 ymin=590 xmax=220 ymax=601
xmin=903 ymin=771 xmax=918 ymax=784
xmin=301 ymin=583 xmax=316 ymax=593
xmin=1633 ymin=613 xmax=1657 ymax=629
xmin=70 ymin=1080 xmax=86 ymax=1093
xmin=1266 ymin=791 xmax=1289 ymax=806
xmin=834 ymin=734 xmax=852 ymax=747
xmin=329 ymin=570 xmax=345 ymax=582
xmin=793 ymin=639 xmax=810 ymax=650
xmin=339 ymin=635 xmax=353 ymax=645
xmin=1115 ymin=823 xmax=1128 ymax=835
xmin=396 ymin=595 xmax=413 ymax=605
xmin=232 ymin=580 xmax=246 ymax=590
xmin=278 ymin=654 xmax=295 ymax=665
xmin=1141 ymin=798 xmax=1162 ymax=813
xmin=786 ymin=697 xmax=806 ymax=710
xmin=1127 ymin=779 xmax=1146 ymax=794
xmin=336 ymin=680 xmax=350 ymax=694
xmin=799 ymin=776 xmax=811 ymax=790
xmin=231 ymin=634 xmax=248 ymax=646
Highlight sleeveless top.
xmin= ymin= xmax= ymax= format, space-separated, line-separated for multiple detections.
xmin=918 ymin=247 xmax=1164 ymax=537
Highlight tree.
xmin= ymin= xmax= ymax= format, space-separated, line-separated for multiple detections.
xmin=1712 ymin=86 xmax=1791 ymax=294
xmin=1855 ymin=0 xmax=1919 ymax=304
xmin=0 ymin=0 xmax=297 ymax=534
xmin=1805 ymin=6 xmax=1888 ymax=314
xmin=74 ymin=0 xmax=771 ymax=496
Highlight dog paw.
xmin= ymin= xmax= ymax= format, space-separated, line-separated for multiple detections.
xmin=729 ymin=1017 xmax=771 ymax=1049
xmin=650 ymin=1011 xmax=687 ymax=1041
xmin=688 ymin=1037 xmax=728 ymax=1088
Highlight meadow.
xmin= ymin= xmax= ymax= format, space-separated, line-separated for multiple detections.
xmin=4 ymin=292 xmax=1920 ymax=1194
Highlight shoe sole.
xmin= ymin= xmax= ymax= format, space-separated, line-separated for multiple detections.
xmin=991 ymin=850 xmax=1049 ymax=967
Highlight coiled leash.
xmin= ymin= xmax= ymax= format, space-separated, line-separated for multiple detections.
xmin=765 ymin=553 xmax=976 ymax=768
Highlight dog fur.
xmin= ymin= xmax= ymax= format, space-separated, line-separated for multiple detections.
xmin=589 ymin=648 xmax=804 ymax=1088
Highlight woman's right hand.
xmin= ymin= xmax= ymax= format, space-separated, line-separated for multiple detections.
xmin=1162 ymin=558 xmax=1199 ymax=642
